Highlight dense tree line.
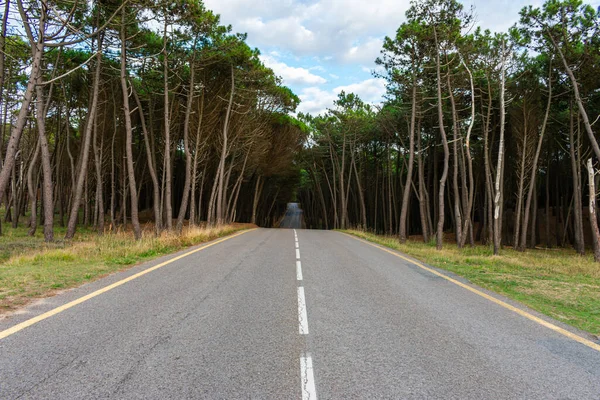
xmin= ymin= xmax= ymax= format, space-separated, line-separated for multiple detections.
xmin=0 ymin=0 xmax=305 ymax=241
xmin=298 ymin=0 xmax=600 ymax=261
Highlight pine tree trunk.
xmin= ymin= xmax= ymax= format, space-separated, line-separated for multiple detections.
xmin=434 ymin=28 xmax=450 ymax=251
xmin=0 ymin=7 xmax=42 ymax=207
xmin=120 ymin=13 xmax=141 ymax=240
xmin=569 ymin=105 xmax=585 ymax=254
xmin=520 ymin=63 xmax=552 ymax=251
xmin=92 ymin=108 xmax=104 ymax=235
xmin=447 ymin=72 xmax=462 ymax=248
xmin=163 ymin=17 xmax=173 ymax=230
xmin=175 ymin=50 xmax=196 ymax=233
xmin=215 ymin=65 xmax=234 ymax=226
xmin=399 ymin=77 xmax=417 ymax=242
xmin=27 ymin=141 xmax=40 ymax=236
xmin=132 ymin=87 xmax=160 ymax=235
xmin=493 ymin=41 xmax=508 ymax=256
xmin=586 ymin=159 xmax=600 ymax=262
xmin=65 ymin=34 xmax=102 ymax=239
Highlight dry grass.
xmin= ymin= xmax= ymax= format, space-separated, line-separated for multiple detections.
xmin=343 ymin=229 xmax=600 ymax=335
xmin=0 ymin=223 xmax=254 ymax=313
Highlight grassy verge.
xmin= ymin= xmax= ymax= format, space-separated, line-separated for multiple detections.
xmin=342 ymin=229 xmax=600 ymax=336
xmin=0 ymin=223 xmax=255 ymax=314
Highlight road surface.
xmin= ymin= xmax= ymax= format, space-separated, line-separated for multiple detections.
xmin=1 ymin=228 xmax=600 ymax=399
xmin=279 ymin=203 xmax=304 ymax=229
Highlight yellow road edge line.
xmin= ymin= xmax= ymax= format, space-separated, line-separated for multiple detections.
xmin=0 ymin=228 xmax=256 ymax=341
xmin=341 ymin=232 xmax=600 ymax=353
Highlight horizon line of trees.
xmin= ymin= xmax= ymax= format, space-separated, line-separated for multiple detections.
xmin=297 ymin=0 xmax=600 ymax=261
xmin=0 ymin=0 xmax=306 ymax=242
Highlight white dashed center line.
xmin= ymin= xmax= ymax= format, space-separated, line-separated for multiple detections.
xmin=300 ymin=354 xmax=317 ymax=400
xmin=294 ymin=229 xmax=317 ymax=399
xmin=296 ymin=261 xmax=303 ymax=281
xmin=297 ymin=287 xmax=309 ymax=334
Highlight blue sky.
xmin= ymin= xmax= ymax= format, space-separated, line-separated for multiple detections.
xmin=203 ymin=0 xmax=599 ymax=115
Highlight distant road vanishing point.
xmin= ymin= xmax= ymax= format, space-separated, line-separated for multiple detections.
xmin=279 ymin=202 xmax=304 ymax=229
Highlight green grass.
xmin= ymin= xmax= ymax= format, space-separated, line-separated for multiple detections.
xmin=0 ymin=223 xmax=254 ymax=313
xmin=342 ymin=229 xmax=600 ymax=336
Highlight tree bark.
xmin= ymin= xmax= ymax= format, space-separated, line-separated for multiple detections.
xmin=163 ymin=17 xmax=173 ymax=230
xmin=175 ymin=49 xmax=197 ymax=233
xmin=447 ymin=71 xmax=462 ymax=248
xmin=519 ymin=62 xmax=552 ymax=251
xmin=27 ymin=140 xmax=40 ymax=236
xmin=399 ymin=74 xmax=417 ymax=242
xmin=189 ymin=90 xmax=205 ymax=227
xmin=119 ymin=12 xmax=141 ymax=240
xmin=586 ymin=159 xmax=600 ymax=262
xmin=459 ymin=56 xmax=475 ymax=247
xmin=434 ymin=28 xmax=450 ymax=251
xmin=493 ymin=41 xmax=508 ymax=255
xmin=65 ymin=33 xmax=102 ymax=239
xmin=132 ymin=87 xmax=160 ymax=235
xmin=92 ymin=106 xmax=104 ymax=235
xmin=0 ymin=1 xmax=43 ymax=209
xmin=567 ymin=107 xmax=584 ymax=254
xmin=215 ymin=65 xmax=234 ymax=226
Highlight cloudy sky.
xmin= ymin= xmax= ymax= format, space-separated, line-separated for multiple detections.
xmin=203 ymin=0 xmax=597 ymax=115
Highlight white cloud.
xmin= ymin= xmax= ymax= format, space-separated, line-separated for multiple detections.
xmin=260 ymin=55 xmax=327 ymax=85
xmin=204 ymin=0 xmax=411 ymax=63
xmin=298 ymin=78 xmax=386 ymax=115
xmin=342 ymin=37 xmax=384 ymax=64
xmin=334 ymin=78 xmax=387 ymax=103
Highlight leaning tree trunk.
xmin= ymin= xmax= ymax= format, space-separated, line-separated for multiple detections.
xmin=513 ymin=110 xmax=528 ymax=249
xmin=546 ymin=31 xmax=600 ymax=164
xmin=493 ymin=41 xmax=508 ymax=256
xmin=189 ymin=91 xmax=205 ymax=227
xmin=163 ymin=17 xmax=173 ymax=230
xmin=119 ymin=16 xmax=141 ymax=240
xmin=0 ymin=12 xmax=42 ymax=209
xmin=483 ymin=82 xmax=494 ymax=245
xmin=434 ymin=29 xmax=450 ymax=251
xmin=92 ymin=110 xmax=104 ymax=235
xmin=569 ymin=106 xmax=585 ymax=255
xmin=27 ymin=140 xmax=40 ymax=236
xmin=132 ymin=87 xmax=160 ymax=235
xmin=447 ymin=71 xmax=462 ymax=248
xmin=416 ymin=119 xmax=429 ymax=242
xmin=399 ymin=74 xmax=417 ymax=243
xmin=459 ymin=56 xmax=475 ymax=247
xmin=519 ymin=62 xmax=552 ymax=251
xmin=215 ymin=65 xmax=234 ymax=226
xmin=586 ymin=159 xmax=600 ymax=262
xmin=65 ymin=38 xmax=102 ymax=239
xmin=35 ymin=81 xmax=54 ymax=242
xmin=352 ymin=154 xmax=367 ymax=230
xmin=0 ymin=1 xmax=9 ymax=232
xmin=176 ymin=51 xmax=196 ymax=233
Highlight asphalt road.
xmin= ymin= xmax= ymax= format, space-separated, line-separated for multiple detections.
xmin=1 ymin=228 xmax=600 ymax=399
xmin=280 ymin=203 xmax=304 ymax=229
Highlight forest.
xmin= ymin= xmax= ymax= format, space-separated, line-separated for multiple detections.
xmin=0 ymin=0 xmax=599 ymax=262
xmin=297 ymin=0 xmax=600 ymax=261
xmin=0 ymin=0 xmax=308 ymax=243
